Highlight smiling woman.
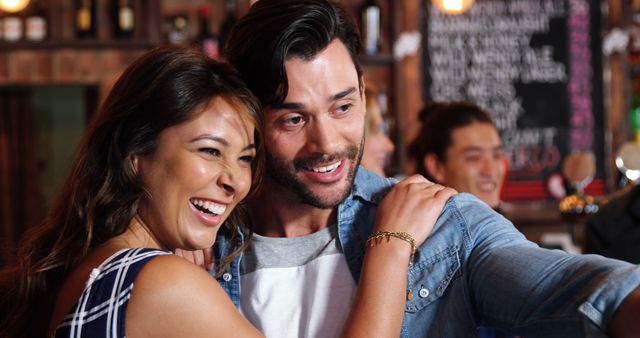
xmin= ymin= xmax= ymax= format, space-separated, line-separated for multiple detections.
xmin=0 ymin=45 xmax=264 ymax=338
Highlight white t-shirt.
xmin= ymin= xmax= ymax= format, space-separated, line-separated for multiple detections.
xmin=239 ymin=225 xmax=357 ymax=338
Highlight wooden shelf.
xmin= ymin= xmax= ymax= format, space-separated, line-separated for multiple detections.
xmin=0 ymin=39 xmax=157 ymax=50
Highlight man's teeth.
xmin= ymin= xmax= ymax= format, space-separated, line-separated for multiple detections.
xmin=478 ymin=182 xmax=496 ymax=191
xmin=310 ymin=161 xmax=341 ymax=173
xmin=191 ymin=199 xmax=226 ymax=215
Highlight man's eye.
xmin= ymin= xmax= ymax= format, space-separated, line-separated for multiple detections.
xmin=199 ymin=147 xmax=220 ymax=156
xmin=336 ymin=103 xmax=353 ymax=114
xmin=282 ymin=115 xmax=304 ymax=126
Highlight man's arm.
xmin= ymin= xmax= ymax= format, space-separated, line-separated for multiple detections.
xmin=609 ymin=287 xmax=640 ymax=338
xmin=450 ymin=193 xmax=640 ymax=335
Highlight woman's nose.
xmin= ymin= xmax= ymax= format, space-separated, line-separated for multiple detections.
xmin=217 ymin=164 xmax=250 ymax=196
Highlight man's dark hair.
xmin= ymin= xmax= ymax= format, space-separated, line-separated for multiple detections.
xmin=224 ymin=0 xmax=363 ymax=107
xmin=408 ymin=101 xmax=496 ymax=180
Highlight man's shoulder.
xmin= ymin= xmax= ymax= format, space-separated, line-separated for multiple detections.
xmin=437 ymin=192 xmax=509 ymax=230
xmin=350 ymin=167 xmax=398 ymax=204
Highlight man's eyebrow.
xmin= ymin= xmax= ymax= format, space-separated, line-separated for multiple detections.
xmin=270 ymin=102 xmax=305 ymax=110
xmin=461 ymin=146 xmax=484 ymax=153
xmin=269 ymin=87 xmax=358 ymax=111
xmin=330 ymin=87 xmax=357 ymax=101
xmin=461 ymin=144 xmax=504 ymax=153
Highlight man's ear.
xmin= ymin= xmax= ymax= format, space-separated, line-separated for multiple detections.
xmin=424 ymin=153 xmax=446 ymax=183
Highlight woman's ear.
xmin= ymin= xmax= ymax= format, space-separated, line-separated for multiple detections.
xmin=130 ymin=155 xmax=139 ymax=176
xmin=424 ymin=153 xmax=446 ymax=183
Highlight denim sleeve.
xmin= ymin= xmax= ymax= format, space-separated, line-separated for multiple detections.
xmin=452 ymin=193 xmax=640 ymax=337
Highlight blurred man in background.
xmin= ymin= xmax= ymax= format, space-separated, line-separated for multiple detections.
xmin=409 ymin=101 xmax=506 ymax=209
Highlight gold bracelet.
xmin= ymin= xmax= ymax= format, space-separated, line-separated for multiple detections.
xmin=366 ymin=230 xmax=417 ymax=301
xmin=366 ymin=231 xmax=417 ymax=255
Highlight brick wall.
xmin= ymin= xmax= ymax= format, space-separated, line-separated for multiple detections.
xmin=0 ymin=48 xmax=148 ymax=103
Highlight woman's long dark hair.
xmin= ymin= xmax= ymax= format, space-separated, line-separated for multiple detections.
xmin=0 ymin=45 xmax=263 ymax=338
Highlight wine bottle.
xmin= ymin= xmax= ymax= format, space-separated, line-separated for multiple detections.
xmin=219 ymin=0 xmax=237 ymax=55
xmin=360 ymin=0 xmax=381 ymax=55
xmin=630 ymin=93 xmax=640 ymax=143
xmin=194 ymin=5 xmax=220 ymax=59
xmin=168 ymin=14 xmax=188 ymax=45
xmin=25 ymin=0 xmax=48 ymax=41
xmin=0 ymin=10 xmax=4 ymax=41
xmin=76 ymin=0 xmax=97 ymax=39
xmin=112 ymin=0 xmax=135 ymax=39
xmin=3 ymin=12 xmax=22 ymax=42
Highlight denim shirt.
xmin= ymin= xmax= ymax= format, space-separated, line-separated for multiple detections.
xmin=213 ymin=168 xmax=640 ymax=337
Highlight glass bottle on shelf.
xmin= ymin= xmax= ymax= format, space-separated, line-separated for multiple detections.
xmin=360 ymin=0 xmax=382 ymax=55
xmin=630 ymin=93 xmax=640 ymax=143
xmin=75 ymin=0 xmax=97 ymax=39
xmin=3 ymin=10 xmax=23 ymax=42
xmin=194 ymin=5 xmax=220 ymax=59
xmin=25 ymin=0 xmax=48 ymax=42
xmin=614 ymin=92 xmax=640 ymax=187
xmin=0 ymin=10 xmax=4 ymax=41
xmin=168 ymin=14 xmax=188 ymax=45
xmin=112 ymin=0 xmax=135 ymax=39
xmin=219 ymin=0 xmax=237 ymax=55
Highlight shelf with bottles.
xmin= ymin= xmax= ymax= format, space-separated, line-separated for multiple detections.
xmin=340 ymin=0 xmax=394 ymax=60
xmin=343 ymin=0 xmax=401 ymax=174
xmin=161 ymin=0 xmax=241 ymax=60
xmin=0 ymin=0 xmax=162 ymax=50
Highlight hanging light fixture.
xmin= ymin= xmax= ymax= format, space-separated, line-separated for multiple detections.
xmin=432 ymin=0 xmax=475 ymax=15
xmin=0 ymin=0 xmax=30 ymax=13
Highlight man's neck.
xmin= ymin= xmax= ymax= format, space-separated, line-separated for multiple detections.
xmin=248 ymin=181 xmax=338 ymax=238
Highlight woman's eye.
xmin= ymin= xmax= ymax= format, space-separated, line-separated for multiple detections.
xmin=199 ymin=147 xmax=220 ymax=156
xmin=240 ymin=155 xmax=255 ymax=164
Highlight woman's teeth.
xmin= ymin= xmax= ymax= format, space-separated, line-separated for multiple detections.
xmin=191 ymin=199 xmax=226 ymax=215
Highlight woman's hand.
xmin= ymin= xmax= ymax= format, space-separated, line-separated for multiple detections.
xmin=374 ymin=174 xmax=457 ymax=247
xmin=342 ymin=175 xmax=456 ymax=338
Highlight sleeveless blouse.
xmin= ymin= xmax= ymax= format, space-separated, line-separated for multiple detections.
xmin=54 ymin=247 xmax=170 ymax=338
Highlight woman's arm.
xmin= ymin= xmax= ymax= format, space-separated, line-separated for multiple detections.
xmin=127 ymin=254 xmax=263 ymax=338
xmin=342 ymin=175 xmax=456 ymax=338
xmin=609 ymin=287 xmax=640 ymax=338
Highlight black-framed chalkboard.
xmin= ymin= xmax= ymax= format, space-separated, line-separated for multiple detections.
xmin=421 ymin=0 xmax=605 ymax=200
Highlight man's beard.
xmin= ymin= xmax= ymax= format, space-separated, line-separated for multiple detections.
xmin=265 ymin=138 xmax=364 ymax=209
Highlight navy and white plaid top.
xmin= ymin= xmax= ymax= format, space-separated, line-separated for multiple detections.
xmin=54 ymin=247 xmax=171 ymax=338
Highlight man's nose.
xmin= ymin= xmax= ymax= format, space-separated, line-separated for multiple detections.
xmin=306 ymin=116 xmax=341 ymax=154
xmin=481 ymin=157 xmax=500 ymax=176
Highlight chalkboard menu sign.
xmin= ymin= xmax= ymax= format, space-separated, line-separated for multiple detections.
xmin=422 ymin=0 xmax=605 ymax=200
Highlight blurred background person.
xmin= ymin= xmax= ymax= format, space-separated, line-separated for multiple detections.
xmin=584 ymin=183 xmax=640 ymax=264
xmin=408 ymin=101 xmax=511 ymax=338
xmin=361 ymin=87 xmax=395 ymax=176
xmin=408 ymin=101 xmax=506 ymax=209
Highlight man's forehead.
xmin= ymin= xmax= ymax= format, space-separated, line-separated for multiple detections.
xmin=450 ymin=125 xmax=501 ymax=147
